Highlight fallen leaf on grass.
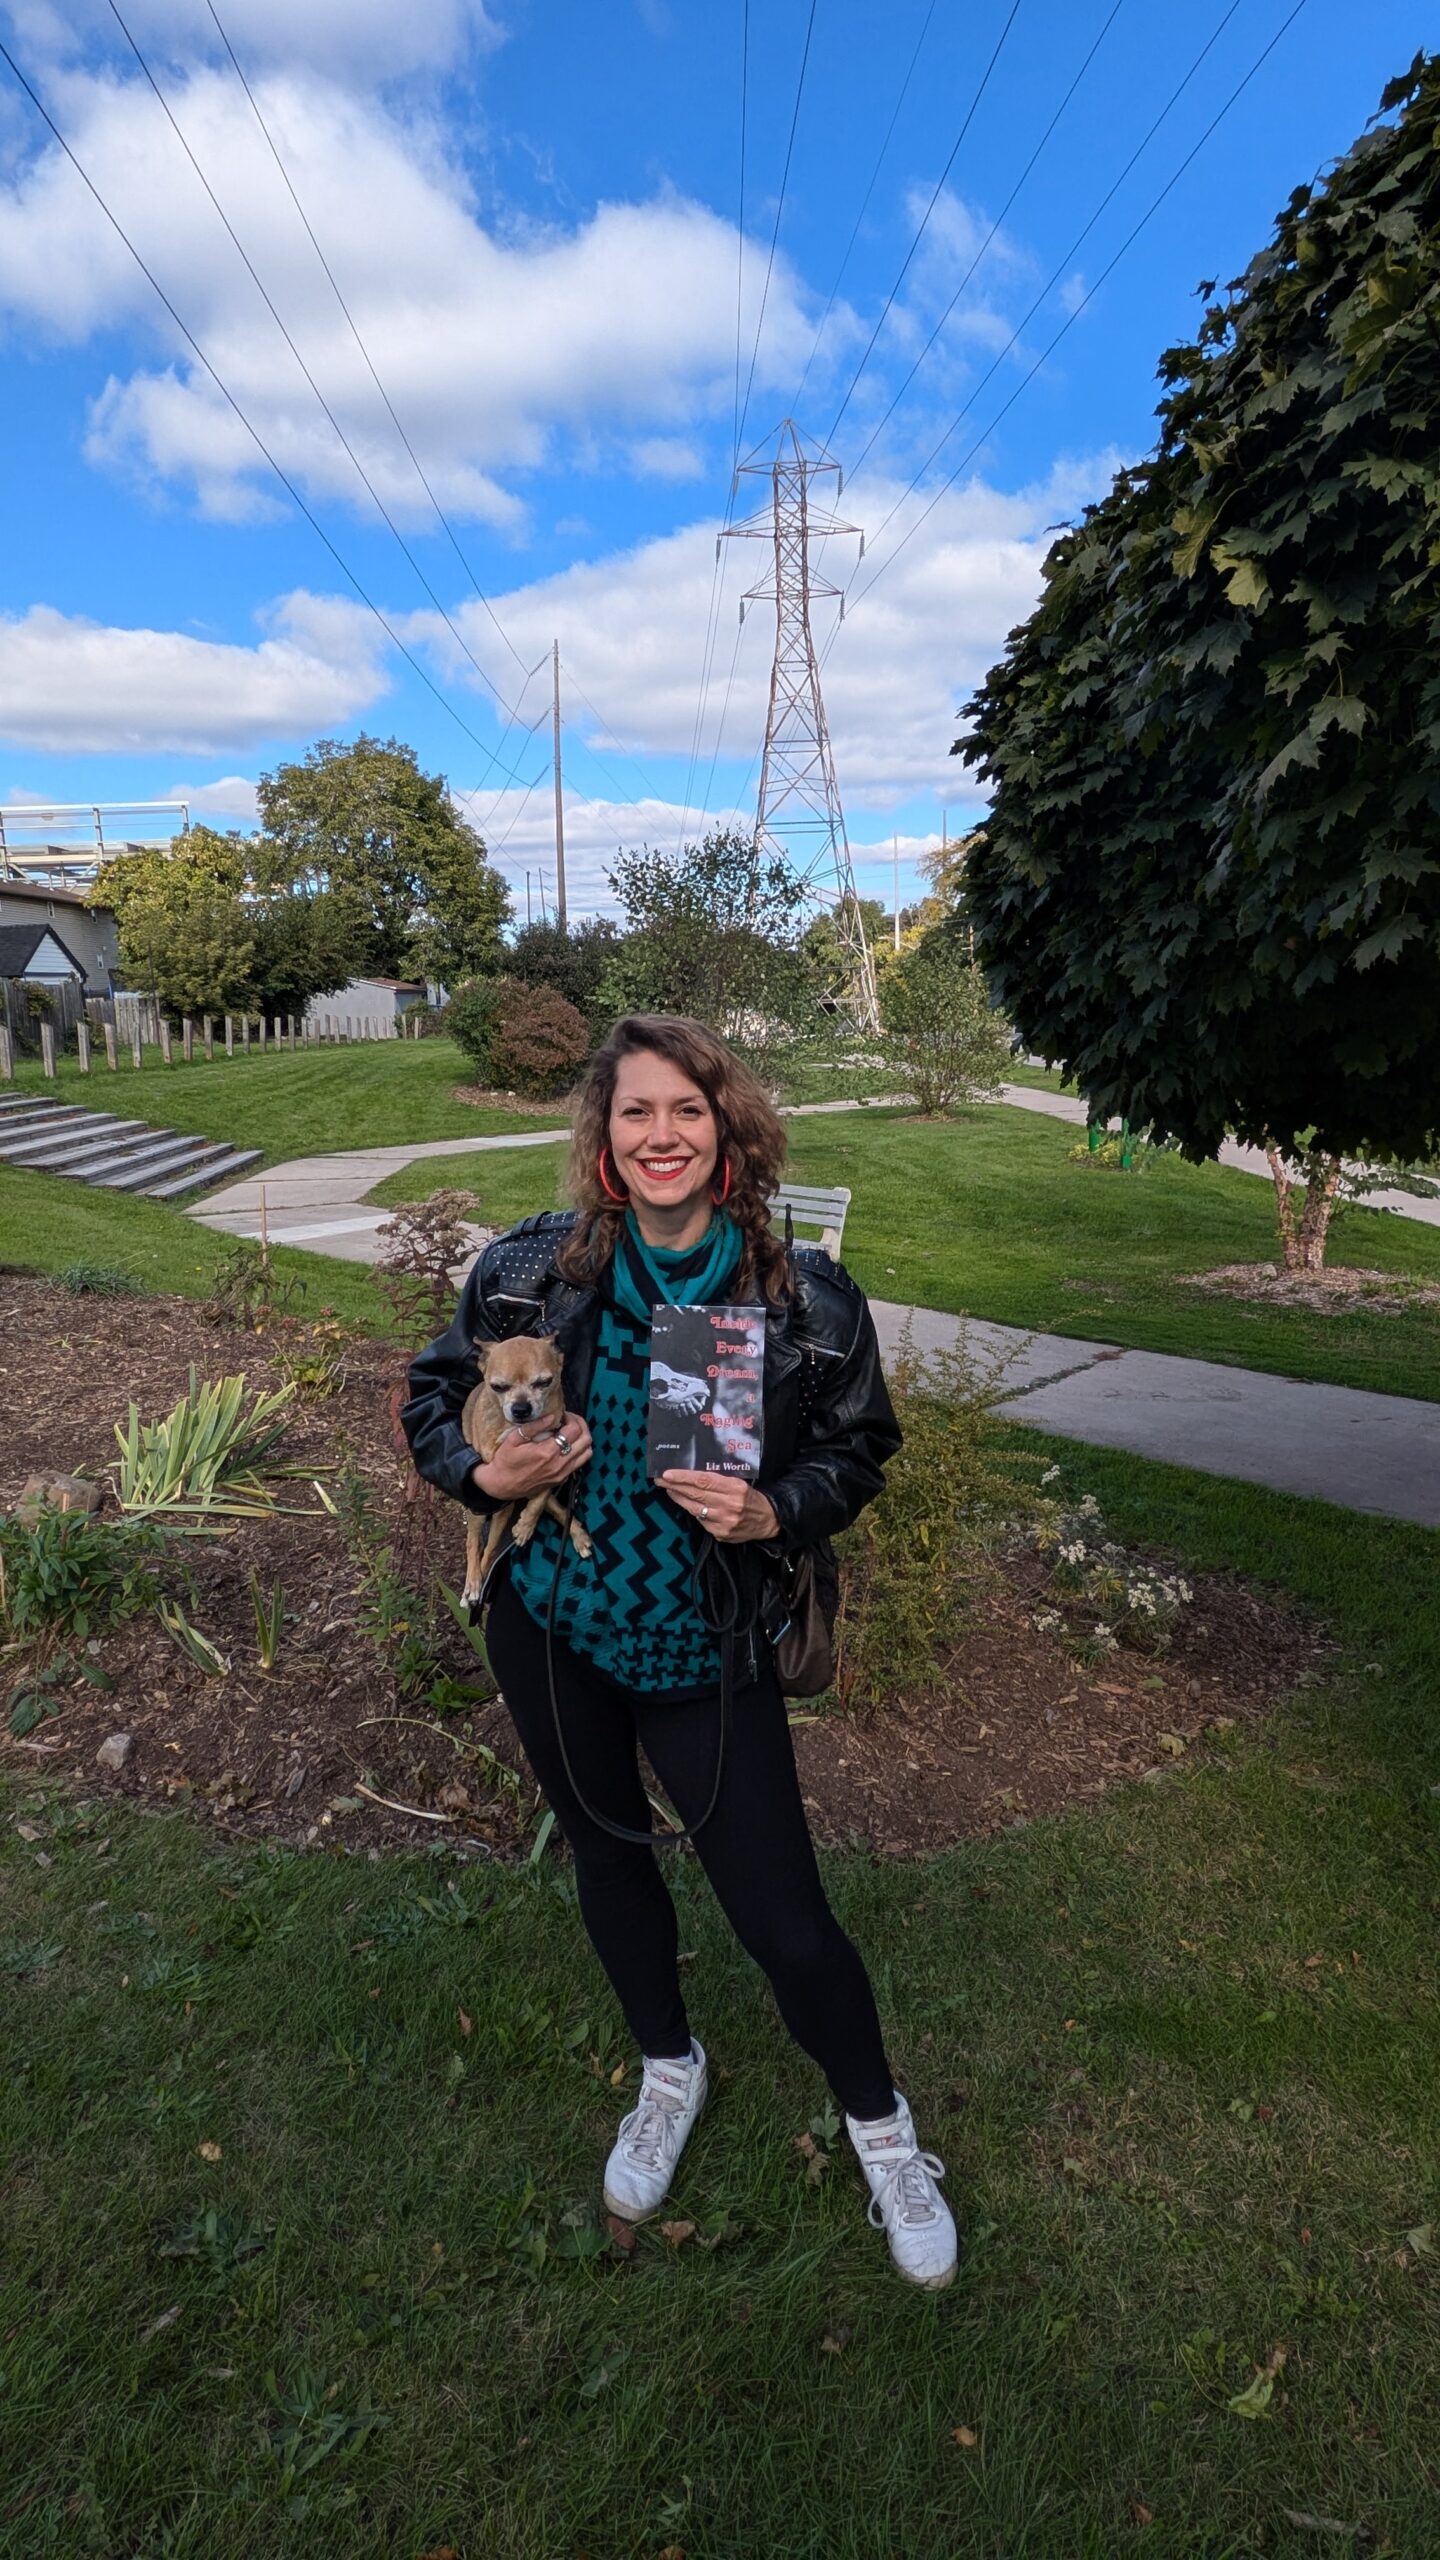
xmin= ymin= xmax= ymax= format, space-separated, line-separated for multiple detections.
xmin=603 ymin=2215 xmax=637 ymax=2254
xmin=819 ymin=2327 xmax=851 ymax=2355
xmin=1303 ymin=1953 xmax=1325 ymax=1970
xmin=140 ymin=2305 xmax=181 ymax=2340
xmin=1228 ymin=2342 xmax=1287 ymax=2419
xmin=14 ymin=1823 xmax=44 ymax=1843
xmin=196 ymin=2141 xmax=222 ymax=2163
xmin=951 ymin=2425 xmax=978 ymax=2449
xmin=1280 ymin=2513 xmax=1362 ymax=2540
xmin=792 ymin=2131 xmax=829 ymax=2186
xmin=415 ymin=2547 xmax=460 ymax=2559
xmin=660 ymin=2220 xmax=696 ymax=2248
xmin=1130 ymin=2500 xmax=1154 ymax=2525
xmin=1405 ymin=2222 xmax=1433 ymax=2258
xmin=457 ymin=2007 xmax=473 ymax=2037
xmin=609 ymin=2062 xmax=626 ymax=2086
xmin=1156 ymin=1732 xmax=1188 ymax=1757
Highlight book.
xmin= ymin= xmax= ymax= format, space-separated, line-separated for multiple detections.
xmin=646 ymin=1302 xmax=766 ymax=1481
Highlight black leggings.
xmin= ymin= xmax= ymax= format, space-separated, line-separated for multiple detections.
xmin=485 ymin=1568 xmax=896 ymax=2121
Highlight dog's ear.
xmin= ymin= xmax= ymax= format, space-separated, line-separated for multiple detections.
xmin=472 ymin=1339 xmax=495 ymax=1381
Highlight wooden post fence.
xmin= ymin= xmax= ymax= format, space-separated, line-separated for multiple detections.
xmin=287 ymin=1014 xmax=296 ymax=1050
xmin=103 ymin=1022 xmax=118 ymax=1072
xmin=76 ymin=1022 xmax=91 ymax=1074
xmin=242 ymin=1015 xmax=251 ymax=1054
xmin=203 ymin=1014 xmax=214 ymax=1061
xmin=258 ymin=1016 xmax=267 ymax=1052
xmin=159 ymin=1021 xmax=172 ymax=1065
xmin=131 ymin=1021 xmax=143 ymax=1070
xmin=0 ymin=1024 xmax=12 ymax=1082
xmin=225 ymin=1014 xmax=234 ymax=1057
xmin=182 ymin=1016 xmax=194 ymax=1063
xmin=39 ymin=1021 xmax=56 ymax=1079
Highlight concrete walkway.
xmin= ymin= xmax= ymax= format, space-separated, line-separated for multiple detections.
xmin=182 ymin=1094 xmax=1440 ymax=1528
xmin=868 ymin=1299 xmax=1440 ymax=1530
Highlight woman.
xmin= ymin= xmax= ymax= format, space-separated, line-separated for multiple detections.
xmin=403 ymin=1014 xmax=957 ymax=2289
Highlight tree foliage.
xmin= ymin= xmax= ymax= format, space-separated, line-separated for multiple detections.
xmin=505 ymin=917 xmax=621 ymax=1024
xmin=879 ymin=937 xmax=1014 ymax=1115
xmin=93 ymin=825 xmax=368 ymax=1021
xmin=959 ymin=55 xmax=1440 ymax=1170
xmin=256 ymin=735 xmax=509 ymax=986
xmin=599 ymin=830 xmax=820 ymax=1061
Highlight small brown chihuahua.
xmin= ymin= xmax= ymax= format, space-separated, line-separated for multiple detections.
xmin=460 ymin=1333 xmax=593 ymax=1605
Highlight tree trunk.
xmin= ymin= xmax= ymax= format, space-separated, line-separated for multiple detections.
xmin=1265 ymin=1142 xmax=1342 ymax=1272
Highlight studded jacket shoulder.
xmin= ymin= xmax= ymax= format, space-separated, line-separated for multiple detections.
xmin=400 ymin=1207 xmax=900 ymax=1557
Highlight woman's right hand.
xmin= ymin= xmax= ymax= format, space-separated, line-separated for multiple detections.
xmin=470 ymin=1412 xmax=592 ymax=1503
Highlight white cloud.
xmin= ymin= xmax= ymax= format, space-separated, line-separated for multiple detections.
xmin=0 ymin=591 xmax=388 ymax=753
xmin=0 ymin=65 xmax=815 ymax=524
xmin=162 ymin=773 xmax=261 ymax=821
xmin=8 ymin=0 xmax=504 ymax=82
xmin=415 ymin=449 xmax=1123 ymax=807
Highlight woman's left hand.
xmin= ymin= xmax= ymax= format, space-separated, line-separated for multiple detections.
xmin=660 ymin=1470 xmax=779 ymax=1543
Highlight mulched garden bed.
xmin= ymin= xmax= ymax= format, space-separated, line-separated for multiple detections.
xmin=1 ymin=1279 xmax=1329 ymax=1865
xmin=1180 ymin=1261 xmax=1440 ymax=1316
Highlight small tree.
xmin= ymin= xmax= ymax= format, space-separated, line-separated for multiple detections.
xmin=601 ymin=829 xmax=820 ymax=1078
xmin=879 ymin=938 xmax=1013 ymax=1115
xmin=959 ymin=57 xmax=1440 ymax=1271
xmin=93 ymin=828 xmax=258 ymax=1018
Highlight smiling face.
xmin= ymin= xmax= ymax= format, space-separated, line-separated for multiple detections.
xmin=608 ymin=1048 xmax=719 ymax=1224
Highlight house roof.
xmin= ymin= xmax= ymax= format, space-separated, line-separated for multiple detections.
xmin=0 ymin=923 xmax=86 ymax=978
xmin=0 ymin=875 xmax=99 ymax=909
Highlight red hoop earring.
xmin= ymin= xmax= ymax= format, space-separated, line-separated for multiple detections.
xmin=711 ymin=1153 xmax=733 ymax=1206
xmin=597 ymin=1145 xmax=628 ymax=1204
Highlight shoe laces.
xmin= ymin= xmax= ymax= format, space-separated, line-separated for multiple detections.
xmin=619 ymin=2056 xmax=692 ymax=2174
xmin=858 ymin=2125 xmax=948 ymax=2229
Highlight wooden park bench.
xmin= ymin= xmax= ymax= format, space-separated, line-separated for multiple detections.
xmin=770 ymin=1181 xmax=852 ymax=1261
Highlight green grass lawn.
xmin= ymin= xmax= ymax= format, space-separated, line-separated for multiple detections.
xmin=3 ymin=1039 xmax=565 ymax=1166
xmin=0 ymin=1163 xmax=391 ymax=1331
xmin=4 ymin=1445 xmax=1438 ymax=2557
xmin=366 ymin=1106 xmax=1440 ymax=1404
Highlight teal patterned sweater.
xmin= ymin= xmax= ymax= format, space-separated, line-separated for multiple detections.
xmin=507 ymin=1210 xmax=747 ymax=1693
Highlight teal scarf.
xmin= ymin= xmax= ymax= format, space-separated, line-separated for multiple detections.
xmin=507 ymin=1210 xmax=745 ymax=1693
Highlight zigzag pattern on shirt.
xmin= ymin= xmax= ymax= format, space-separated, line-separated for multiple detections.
xmin=508 ymin=1296 xmax=719 ymax=1692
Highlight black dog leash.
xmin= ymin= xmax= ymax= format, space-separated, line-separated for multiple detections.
xmin=540 ymin=1480 xmax=748 ymax=1849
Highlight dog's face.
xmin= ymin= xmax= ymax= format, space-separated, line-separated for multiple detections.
xmin=476 ymin=1334 xmax=566 ymax=1429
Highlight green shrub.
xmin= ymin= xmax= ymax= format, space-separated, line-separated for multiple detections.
xmin=489 ymin=980 xmax=589 ymax=1098
xmin=445 ymin=977 xmax=507 ymax=1081
xmin=831 ymin=1324 xmax=1037 ymax=1709
xmin=0 ymin=1507 xmax=168 ymax=1643
xmin=879 ymin=937 xmax=1014 ymax=1114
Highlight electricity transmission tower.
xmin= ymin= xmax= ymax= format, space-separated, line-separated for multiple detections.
xmin=723 ymin=419 xmax=879 ymax=1031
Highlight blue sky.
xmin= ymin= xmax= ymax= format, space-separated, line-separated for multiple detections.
xmin=0 ymin=0 xmax=1431 ymax=919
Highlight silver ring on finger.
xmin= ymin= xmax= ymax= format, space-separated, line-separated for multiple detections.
xmin=553 ymin=1431 xmax=571 ymax=1454
xmin=699 ymin=1502 xmax=710 ymax=1519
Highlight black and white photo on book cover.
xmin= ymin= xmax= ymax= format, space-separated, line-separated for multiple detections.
xmin=645 ymin=1302 xmax=765 ymax=1480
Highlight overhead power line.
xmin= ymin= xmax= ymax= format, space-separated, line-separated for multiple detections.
xmin=847 ymin=0 xmax=1127 ymax=483
xmin=104 ymin=0 xmax=538 ymax=779
xmin=204 ymin=0 xmax=530 ymax=687
xmin=733 ymin=0 xmax=818 ymax=465
xmin=790 ymin=0 xmax=940 ymax=417
xmin=834 ymin=0 xmax=1312 ymax=630
xmin=825 ymin=0 xmax=1026 ymax=447
xmin=0 ymin=33 xmax=533 ymax=780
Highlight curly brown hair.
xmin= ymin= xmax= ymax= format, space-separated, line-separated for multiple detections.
xmin=556 ymin=1014 xmax=792 ymax=1304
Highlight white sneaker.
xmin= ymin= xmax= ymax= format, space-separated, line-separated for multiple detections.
xmin=602 ymin=2037 xmax=708 ymax=2223
xmin=846 ymin=2091 xmax=958 ymax=2290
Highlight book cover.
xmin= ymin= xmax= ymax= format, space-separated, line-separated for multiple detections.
xmin=646 ymin=1302 xmax=766 ymax=1481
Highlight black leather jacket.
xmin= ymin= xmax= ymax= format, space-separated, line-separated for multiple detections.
xmin=401 ymin=1210 xmax=901 ymax=1669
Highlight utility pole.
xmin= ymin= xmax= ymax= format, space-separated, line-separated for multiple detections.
xmin=551 ymin=639 xmax=568 ymax=932
xmin=724 ymin=419 xmax=878 ymax=1031
xmin=525 ymin=869 xmax=533 ymax=928
xmin=893 ymin=833 xmax=900 ymax=953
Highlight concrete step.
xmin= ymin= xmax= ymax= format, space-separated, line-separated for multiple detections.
xmin=145 ymin=1147 xmax=263 ymax=1201
xmin=0 ymin=1103 xmax=112 ymax=1143
xmin=24 ymin=1123 xmax=182 ymax=1177
xmin=0 ymin=1115 xmax=149 ymax=1163
xmin=85 ymin=1136 xmax=230 ymax=1192
xmin=0 ymin=1096 xmax=69 ymax=1120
